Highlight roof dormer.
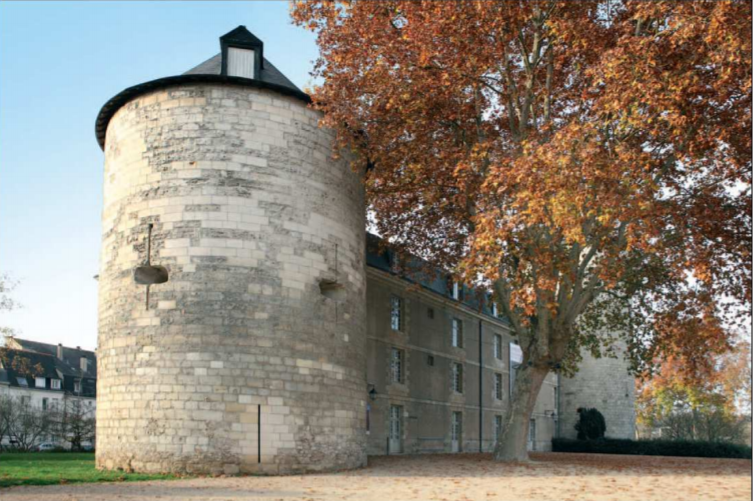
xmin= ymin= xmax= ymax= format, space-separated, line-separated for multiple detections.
xmin=220 ymin=25 xmax=264 ymax=79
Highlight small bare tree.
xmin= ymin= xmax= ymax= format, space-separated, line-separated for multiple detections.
xmin=59 ymin=397 xmax=95 ymax=451
xmin=3 ymin=396 xmax=55 ymax=451
xmin=0 ymin=394 xmax=13 ymax=448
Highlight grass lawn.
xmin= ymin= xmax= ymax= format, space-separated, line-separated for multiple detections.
xmin=0 ymin=453 xmax=181 ymax=488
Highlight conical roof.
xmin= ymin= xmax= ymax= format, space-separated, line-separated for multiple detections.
xmin=95 ymin=26 xmax=310 ymax=150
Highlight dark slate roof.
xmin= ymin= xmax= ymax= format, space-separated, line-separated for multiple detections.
xmin=7 ymin=338 xmax=97 ymax=378
xmin=95 ymin=27 xmax=310 ymax=150
xmin=0 ymin=349 xmax=59 ymax=388
xmin=183 ymin=54 xmax=302 ymax=93
xmin=366 ymin=233 xmax=508 ymax=325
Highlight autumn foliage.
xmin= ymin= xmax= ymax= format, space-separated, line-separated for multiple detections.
xmin=292 ymin=0 xmax=752 ymax=460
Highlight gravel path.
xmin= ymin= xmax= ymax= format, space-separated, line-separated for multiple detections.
xmin=3 ymin=452 xmax=750 ymax=501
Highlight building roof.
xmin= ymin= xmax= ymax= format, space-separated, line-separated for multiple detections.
xmin=95 ymin=26 xmax=310 ymax=150
xmin=5 ymin=337 xmax=97 ymax=379
xmin=366 ymin=234 xmax=507 ymax=325
xmin=0 ymin=349 xmax=60 ymax=388
xmin=183 ymin=54 xmax=301 ymax=91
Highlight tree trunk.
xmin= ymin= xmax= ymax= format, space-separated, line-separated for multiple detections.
xmin=493 ymin=363 xmax=549 ymax=461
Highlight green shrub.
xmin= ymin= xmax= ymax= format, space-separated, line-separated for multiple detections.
xmin=575 ymin=407 xmax=607 ymax=440
xmin=552 ymin=437 xmax=752 ymax=459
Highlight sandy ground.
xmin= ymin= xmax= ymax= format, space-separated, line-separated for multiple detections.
xmin=2 ymin=452 xmax=751 ymax=501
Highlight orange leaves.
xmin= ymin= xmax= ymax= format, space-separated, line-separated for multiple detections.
xmin=292 ymin=0 xmax=751 ymax=367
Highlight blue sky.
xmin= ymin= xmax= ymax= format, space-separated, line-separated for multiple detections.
xmin=0 ymin=1 xmax=318 ymax=350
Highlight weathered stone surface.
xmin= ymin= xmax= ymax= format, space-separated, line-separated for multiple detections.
xmin=559 ymin=345 xmax=636 ymax=440
xmin=97 ymin=84 xmax=367 ymax=474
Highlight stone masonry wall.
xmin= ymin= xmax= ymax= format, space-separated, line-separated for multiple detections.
xmin=97 ymin=84 xmax=367 ymax=474
xmin=558 ymin=345 xmax=636 ymax=440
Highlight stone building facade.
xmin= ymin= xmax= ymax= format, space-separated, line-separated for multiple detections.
xmin=95 ymin=26 xmax=634 ymax=475
xmin=558 ymin=348 xmax=636 ymax=440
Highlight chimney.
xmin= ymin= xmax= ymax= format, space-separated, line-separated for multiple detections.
xmin=57 ymin=343 xmax=63 ymax=360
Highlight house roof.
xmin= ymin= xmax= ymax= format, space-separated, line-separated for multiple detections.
xmin=95 ymin=26 xmax=309 ymax=150
xmin=0 ymin=349 xmax=59 ymax=388
xmin=5 ymin=338 xmax=97 ymax=379
xmin=183 ymin=54 xmax=301 ymax=91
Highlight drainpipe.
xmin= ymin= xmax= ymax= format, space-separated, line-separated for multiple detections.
xmin=479 ymin=319 xmax=483 ymax=452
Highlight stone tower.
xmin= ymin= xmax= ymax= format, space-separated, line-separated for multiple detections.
xmin=95 ymin=27 xmax=367 ymax=474
xmin=558 ymin=345 xmax=636 ymax=440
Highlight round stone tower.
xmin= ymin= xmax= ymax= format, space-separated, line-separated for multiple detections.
xmin=95 ymin=26 xmax=367 ymax=475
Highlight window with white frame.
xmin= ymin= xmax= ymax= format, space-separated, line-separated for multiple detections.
xmin=51 ymin=379 xmax=61 ymax=390
xmin=452 ymin=363 xmax=463 ymax=393
xmin=494 ymin=415 xmax=503 ymax=444
xmin=390 ymin=348 xmax=405 ymax=384
xmin=452 ymin=282 xmax=461 ymax=300
xmin=529 ymin=419 xmax=536 ymax=450
xmin=390 ymin=295 xmax=403 ymax=331
xmin=451 ymin=318 xmax=463 ymax=348
xmin=554 ymin=386 xmax=559 ymax=416
xmin=492 ymin=302 xmax=498 ymax=317
xmin=493 ymin=334 xmax=502 ymax=360
xmin=74 ymin=379 xmax=82 ymax=394
xmin=494 ymin=373 xmax=503 ymax=400
xmin=35 ymin=377 xmax=46 ymax=389
xmin=227 ymin=47 xmax=256 ymax=79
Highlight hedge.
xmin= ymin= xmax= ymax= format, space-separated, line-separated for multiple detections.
xmin=552 ymin=438 xmax=752 ymax=459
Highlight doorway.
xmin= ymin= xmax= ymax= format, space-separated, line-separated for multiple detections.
xmin=451 ymin=411 xmax=463 ymax=452
xmin=389 ymin=405 xmax=403 ymax=454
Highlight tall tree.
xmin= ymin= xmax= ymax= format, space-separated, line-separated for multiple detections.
xmin=292 ymin=0 xmax=751 ymax=460
xmin=637 ymin=339 xmax=751 ymax=443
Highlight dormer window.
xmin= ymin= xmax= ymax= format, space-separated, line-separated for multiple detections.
xmin=227 ymin=47 xmax=255 ymax=79
xmin=220 ymin=26 xmax=264 ymax=80
xmin=452 ymin=282 xmax=461 ymax=300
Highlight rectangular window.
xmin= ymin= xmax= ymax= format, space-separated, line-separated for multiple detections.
xmin=51 ymin=379 xmax=61 ymax=390
xmin=494 ymin=373 xmax=503 ymax=400
xmin=227 ymin=47 xmax=256 ymax=79
xmin=451 ymin=318 xmax=463 ymax=348
xmin=452 ymin=282 xmax=461 ymax=300
xmin=492 ymin=302 xmax=498 ymax=317
xmin=452 ymin=363 xmax=463 ymax=393
xmin=529 ymin=419 xmax=536 ymax=451
xmin=390 ymin=348 xmax=405 ymax=384
xmin=494 ymin=415 xmax=503 ymax=445
xmin=493 ymin=334 xmax=502 ymax=360
xmin=427 ymin=355 xmax=435 ymax=366
xmin=554 ymin=386 xmax=559 ymax=416
xmin=74 ymin=379 xmax=82 ymax=394
xmin=42 ymin=398 xmax=49 ymax=411
xmin=16 ymin=377 xmax=28 ymax=387
xmin=366 ymin=403 xmax=371 ymax=434
xmin=427 ymin=307 xmax=434 ymax=319
xmin=35 ymin=377 xmax=46 ymax=389
xmin=390 ymin=295 xmax=403 ymax=331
